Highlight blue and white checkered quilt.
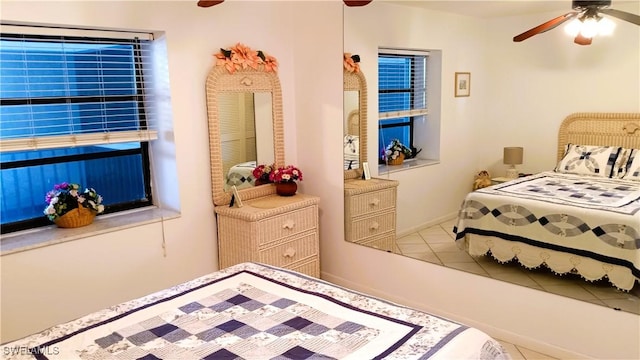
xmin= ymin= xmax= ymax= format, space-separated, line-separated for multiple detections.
xmin=455 ymin=172 xmax=640 ymax=282
xmin=1 ymin=263 xmax=510 ymax=360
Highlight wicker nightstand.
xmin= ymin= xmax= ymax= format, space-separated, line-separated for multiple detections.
xmin=215 ymin=193 xmax=320 ymax=278
xmin=344 ymin=178 xmax=399 ymax=252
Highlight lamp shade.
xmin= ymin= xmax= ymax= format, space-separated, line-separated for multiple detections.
xmin=503 ymin=147 xmax=523 ymax=165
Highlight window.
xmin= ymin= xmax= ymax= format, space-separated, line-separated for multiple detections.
xmin=0 ymin=24 xmax=159 ymax=233
xmin=378 ymin=48 xmax=440 ymax=167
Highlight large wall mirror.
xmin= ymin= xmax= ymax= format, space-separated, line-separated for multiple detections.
xmin=206 ymin=45 xmax=284 ymax=206
xmin=343 ymin=57 xmax=367 ymax=180
xmin=343 ymin=4 xmax=640 ymax=315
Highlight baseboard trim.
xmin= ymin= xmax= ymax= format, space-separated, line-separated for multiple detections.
xmin=396 ymin=211 xmax=458 ymax=237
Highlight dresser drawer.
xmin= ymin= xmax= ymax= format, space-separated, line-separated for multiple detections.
xmin=259 ymin=232 xmax=319 ymax=268
xmin=258 ymin=206 xmax=318 ymax=245
xmin=288 ymin=258 xmax=320 ymax=278
xmin=348 ymin=211 xmax=396 ymax=242
xmin=357 ymin=232 xmax=395 ymax=252
xmin=349 ymin=188 xmax=396 ymax=218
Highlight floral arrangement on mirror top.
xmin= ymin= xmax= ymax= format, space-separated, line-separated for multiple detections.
xmin=343 ymin=53 xmax=360 ymax=73
xmin=384 ymin=138 xmax=412 ymax=160
xmin=44 ymin=182 xmax=104 ymax=221
xmin=270 ymin=165 xmax=303 ymax=184
xmin=252 ymin=163 xmax=275 ymax=185
xmin=215 ymin=43 xmax=278 ymax=74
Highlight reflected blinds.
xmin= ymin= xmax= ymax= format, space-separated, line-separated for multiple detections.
xmin=378 ymin=48 xmax=428 ymax=120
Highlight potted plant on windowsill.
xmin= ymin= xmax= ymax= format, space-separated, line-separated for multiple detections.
xmin=44 ymin=182 xmax=105 ymax=228
xmin=269 ymin=165 xmax=303 ymax=196
xmin=384 ymin=139 xmax=412 ymax=165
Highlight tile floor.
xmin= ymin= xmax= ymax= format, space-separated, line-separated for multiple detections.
xmin=497 ymin=341 xmax=559 ymax=360
xmin=394 ymin=217 xmax=640 ymax=359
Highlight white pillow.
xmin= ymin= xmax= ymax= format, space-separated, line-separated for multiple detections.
xmin=621 ymin=149 xmax=640 ymax=181
xmin=555 ymin=144 xmax=621 ymax=178
xmin=344 ymin=135 xmax=359 ymax=170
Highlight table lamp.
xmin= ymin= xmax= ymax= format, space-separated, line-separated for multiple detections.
xmin=503 ymin=147 xmax=523 ymax=179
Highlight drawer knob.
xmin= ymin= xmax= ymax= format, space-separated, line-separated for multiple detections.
xmin=369 ymin=198 xmax=380 ymax=207
xmin=369 ymin=222 xmax=379 ymax=231
xmin=283 ymin=247 xmax=296 ymax=258
xmin=282 ymin=220 xmax=295 ymax=230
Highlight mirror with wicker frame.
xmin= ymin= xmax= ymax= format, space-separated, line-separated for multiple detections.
xmin=205 ymin=45 xmax=285 ymax=206
xmin=343 ymin=58 xmax=367 ymax=180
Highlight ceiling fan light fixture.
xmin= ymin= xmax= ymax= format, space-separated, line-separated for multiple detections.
xmin=580 ymin=17 xmax=600 ymax=37
xmin=597 ymin=17 xmax=616 ymax=35
xmin=564 ymin=18 xmax=582 ymax=36
xmin=565 ymin=14 xmax=616 ymax=39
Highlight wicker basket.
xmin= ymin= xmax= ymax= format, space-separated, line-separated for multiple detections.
xmin=388 ymin=153 xmax=405 ymax=165
xmin=54 ymin=206 xmax=97 ymax=228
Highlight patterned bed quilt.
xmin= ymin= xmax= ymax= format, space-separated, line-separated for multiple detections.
xmin=225 ymin=161 xmax=257 ymax=191
xmin=1 ymin=262 xmax=510 ymax=360
xmin=454 ymin=171 xmax=640 ymax=279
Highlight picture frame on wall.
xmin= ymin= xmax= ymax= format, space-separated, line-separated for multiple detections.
xmin=455 ymin=72 xmax=471 ymax=97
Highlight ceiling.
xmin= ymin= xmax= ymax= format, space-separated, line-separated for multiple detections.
xmin=389 ymin=0 xmax=636 ymax=18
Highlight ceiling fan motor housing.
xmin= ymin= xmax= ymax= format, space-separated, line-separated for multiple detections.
xmin=572 ymin=0 xmax=611 ymax=10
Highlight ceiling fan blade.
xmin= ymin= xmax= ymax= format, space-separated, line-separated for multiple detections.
xmin=600 ymin=8 xmax=640 ymax=26
xmin=343 ymin=1 xmax=373 ymax=6
xmin=197 ymin=0 xmax=224 ymax=7
xmin=513 ymin=12 xmax=579 ymax=42
xmin=574 ymin=34 xmax=593 ymax=45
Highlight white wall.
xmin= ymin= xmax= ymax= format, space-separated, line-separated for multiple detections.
xmin=0 ymin=0 xmax=300 ymax=342
xmin=344 ymin=3 xmax=489 ymax=234
xmin=1 ymin=1 xmax=639 ymax=359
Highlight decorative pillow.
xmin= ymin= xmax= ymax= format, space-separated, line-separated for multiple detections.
xmin=344 ymin=134 xmax=359 ymax=156
xmin=621 ymin=149 xmax=640 ymax=181
xmin=344 ymin=134 xmax=359 ymax=170
xmin=612 ymin=148 xmax=632 ymax=178
xmin=555 ymin=144 xmax=621 ymax=178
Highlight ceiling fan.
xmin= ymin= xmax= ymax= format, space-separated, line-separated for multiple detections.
xmin=197 ymin=1 xmax=372 ymax=8
xmin=513 ymin=0 xmax=640 ymax=45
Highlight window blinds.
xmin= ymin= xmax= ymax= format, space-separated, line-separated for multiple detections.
xmin=378 ymin=49 xmax=428 ymax=120
xmin=0 ymin=24 xmax=158 ymax=152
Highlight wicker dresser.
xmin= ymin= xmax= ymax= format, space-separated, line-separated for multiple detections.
xmin=215 ymin=193 xmax=320 ymax=278
xmin=344 ymin=178 xmax=399 ymax=252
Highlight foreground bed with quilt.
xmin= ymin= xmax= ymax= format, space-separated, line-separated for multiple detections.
xmin=2 ymin=262 xmax=510 ymax=359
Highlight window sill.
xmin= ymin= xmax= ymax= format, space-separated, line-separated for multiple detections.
xmin=378 ymin=158 xmax=440 ymax=175
xmin=0 ymin=207 xmax=180 ymax=256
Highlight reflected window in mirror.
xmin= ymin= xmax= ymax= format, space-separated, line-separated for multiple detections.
xmin=378 ymin=49 xmax=442 ymax=170
xmin=206 ymin=43 xmax=284 ymax=206
xmin=343 ymin=53 xmax=368 ymax=180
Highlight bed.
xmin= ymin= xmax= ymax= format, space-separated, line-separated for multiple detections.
xmin=1 ymin=262 xmax=510 ymax=360
xmin=454 ymin=112 xmax=640 ymax=290
xmin=225 ymin=161 xmax=257 ymax=190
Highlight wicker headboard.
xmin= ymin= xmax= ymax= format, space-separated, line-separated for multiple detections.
xmin=557 ymin=112 xmax=640 ymax=161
